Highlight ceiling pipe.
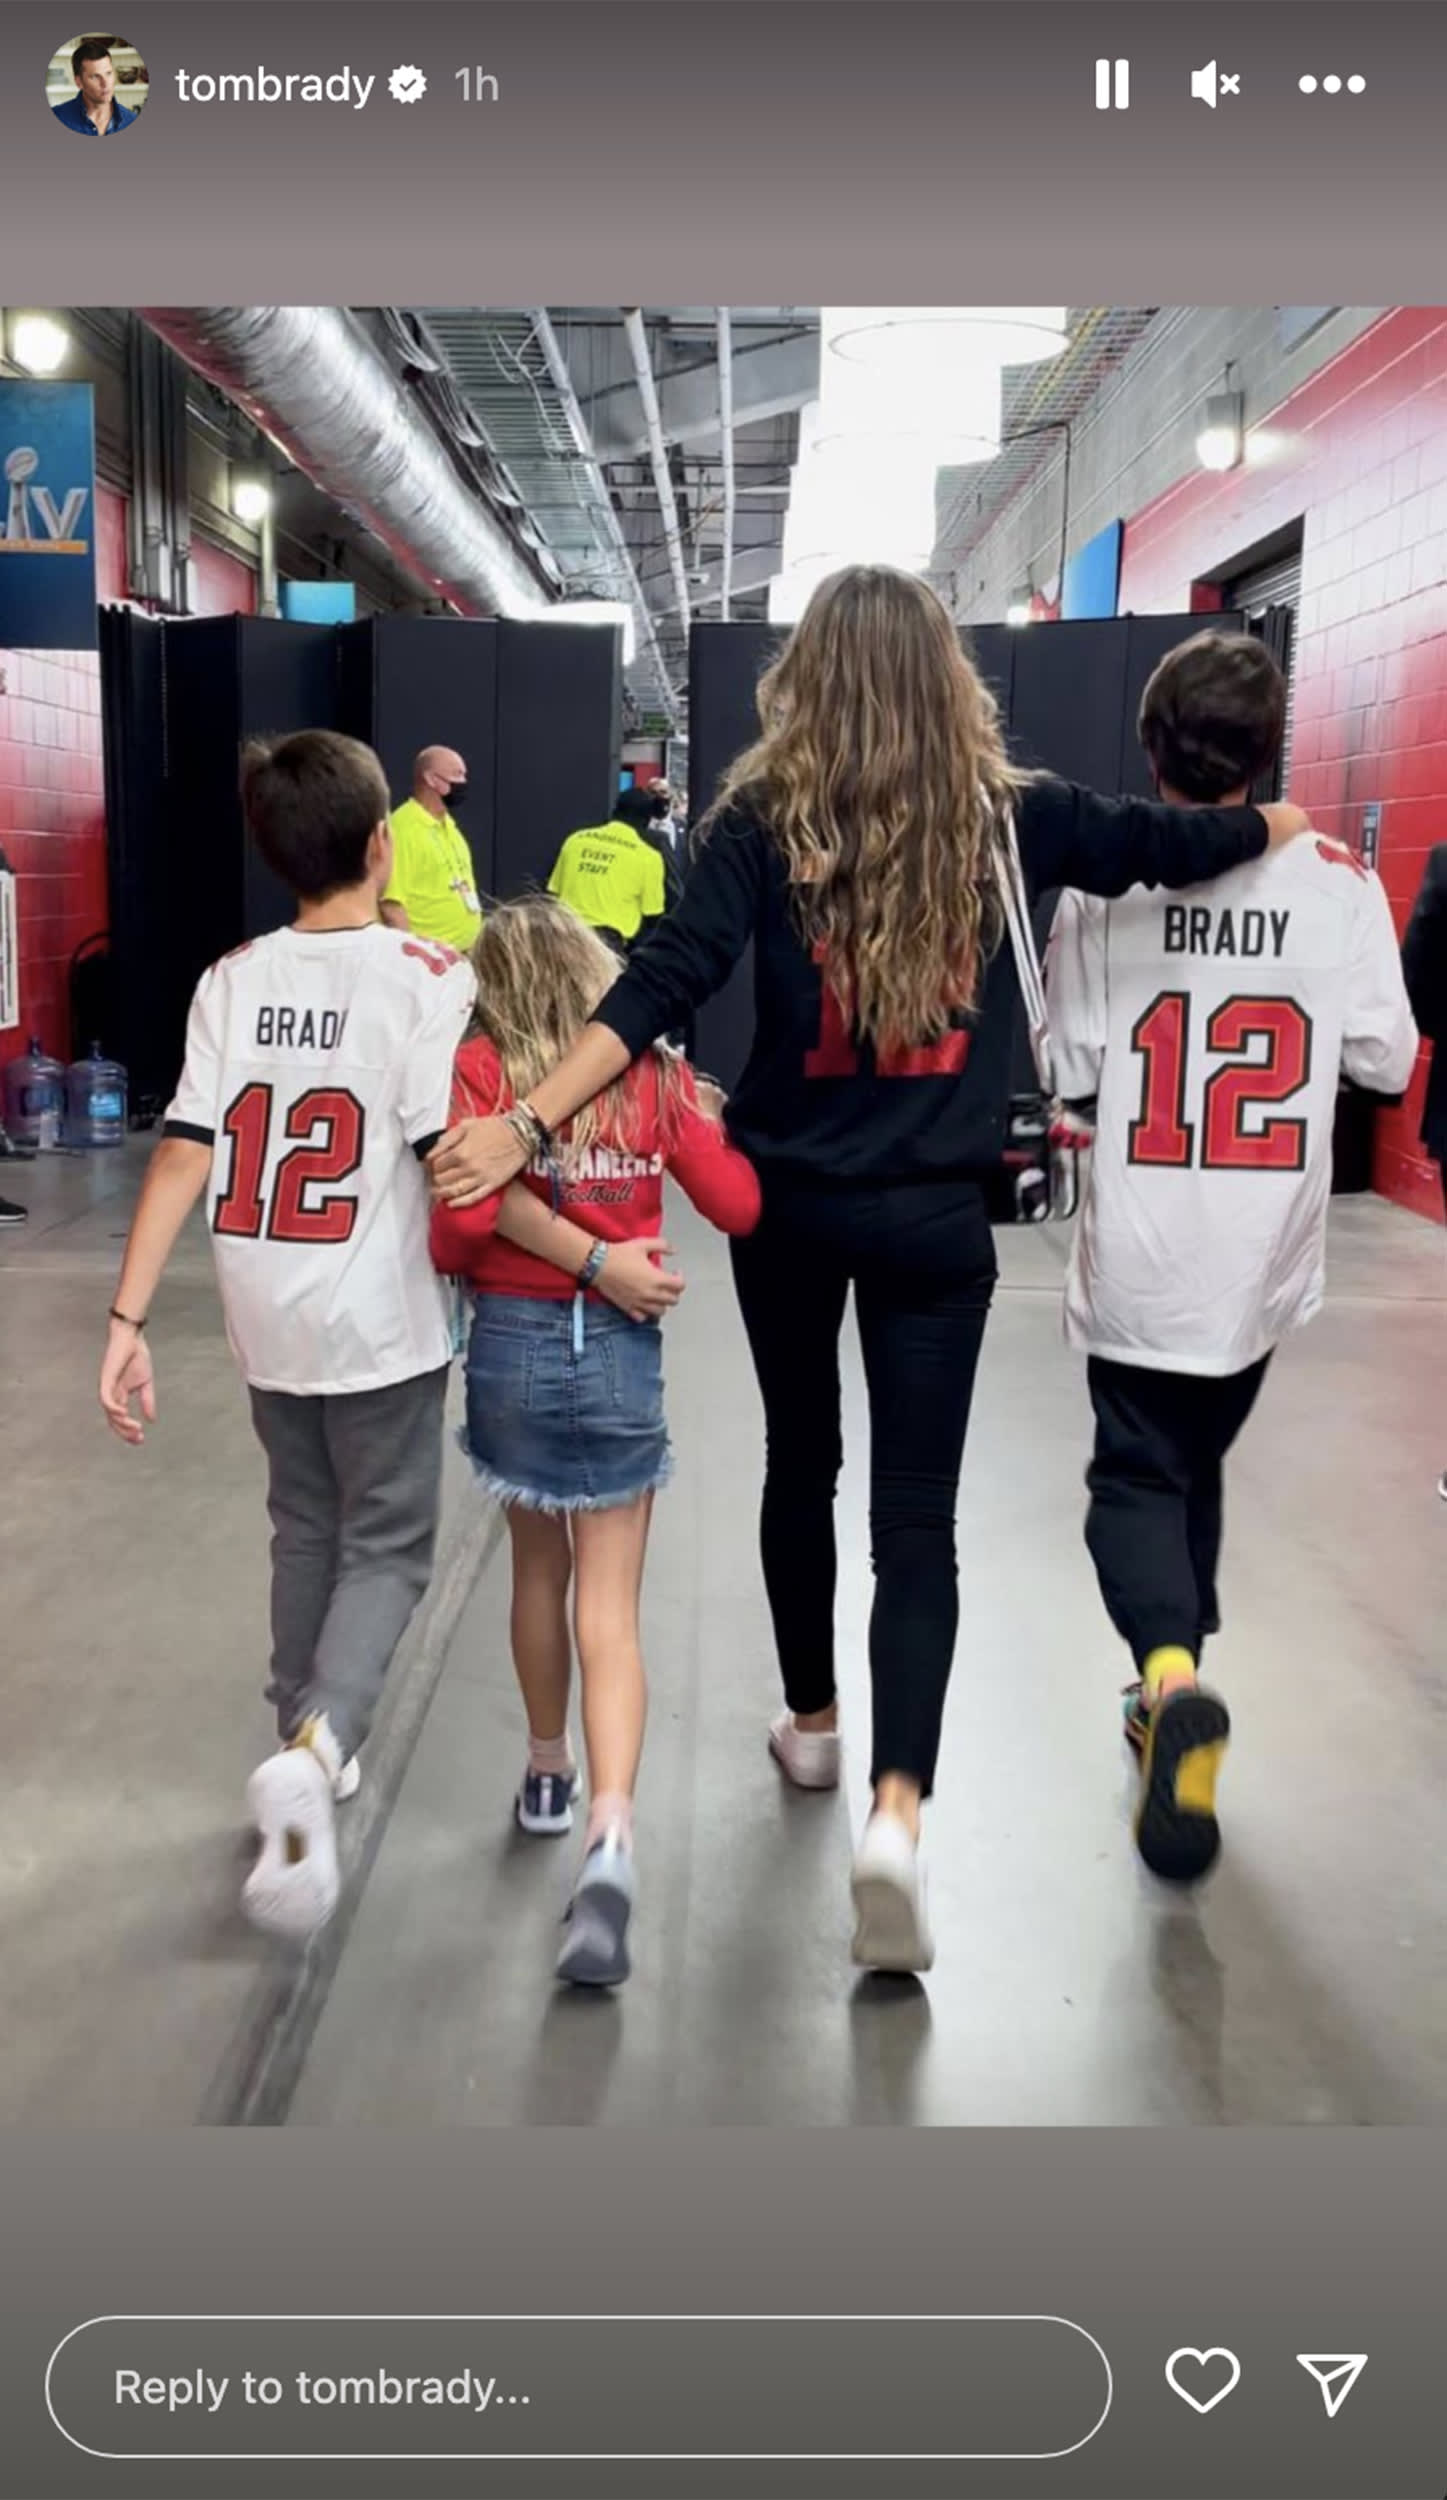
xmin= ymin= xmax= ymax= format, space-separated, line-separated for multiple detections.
xmin=530 ymin=309 xmax=677 ymax=726
xmin=136 ymin=305 xmax=552 ymax=617
xmin=716 ymin=307 xmax=735 ymax=621
xmin=621 ymin=308 xmax=693 ymax=645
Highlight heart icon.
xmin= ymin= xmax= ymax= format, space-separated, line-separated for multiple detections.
xmin=1165 ymin=2347 xmax=1242 ymax=2414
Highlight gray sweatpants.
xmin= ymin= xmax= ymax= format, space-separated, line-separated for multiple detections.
xmin=247 ymin=1365 xmax=449 ymax=1760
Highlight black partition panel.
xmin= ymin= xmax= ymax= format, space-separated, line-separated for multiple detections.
xmin=132 ymin=617 xmax=338 ymax=1091
xmin=687 ymin=623 xmax=780 ymax=824
xmin=99 ymin=605 xmax=167 ymax=1103
xmin=686 ymin=624 xmax=782 ymax=1088
xmin=1119 ymin=610 xmax=1244 ymax=795
xmin=339 ymin=616 xmax=499 ymax=896
xmin=1008 ymin=618 xmax=1131 ymax=790
xmin=237 ymin=620 xmax=345 ymax=936
xmin=100 ymin=611 xmax=627 ymax=1100
xmin=962 ymin=624 xmax=1015 ymax=723
xmin=493 ymin=621 xmax=623 ymax=899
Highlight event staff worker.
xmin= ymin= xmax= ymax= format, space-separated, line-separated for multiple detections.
xmin=52 ymin=38 xmax=140 ymax=136
xmin=547 ymin=786 xmax=668 ymax=954
xmin=380 ymin=747 xmax=483 ymax=953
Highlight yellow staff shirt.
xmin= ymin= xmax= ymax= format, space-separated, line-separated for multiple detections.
xmin=547 ymin=820 xmax=666 ymax=943
xmin=385 ymin=798 xmax=483 ymax=952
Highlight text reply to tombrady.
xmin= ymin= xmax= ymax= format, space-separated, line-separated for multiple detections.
xmin=114 ymin=2365 xmax=528 ymax=2417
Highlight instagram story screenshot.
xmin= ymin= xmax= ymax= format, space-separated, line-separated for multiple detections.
xmin=1 ymin=3 xmax=1446 ymax=2494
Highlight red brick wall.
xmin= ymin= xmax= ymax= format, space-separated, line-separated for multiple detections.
xmin=1119 ymin=307 xmax=1447 ymax=1220
xmin=1 ymin=489 xmax=256 ymax=1071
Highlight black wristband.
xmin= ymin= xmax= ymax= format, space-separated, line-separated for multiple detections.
xmin=109 ymin=1306 xmax=147 ymax=1331
xmin=521 ymin=1100 xmax=554 ymax=1152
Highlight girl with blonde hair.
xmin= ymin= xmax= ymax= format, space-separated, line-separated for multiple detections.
xmin=432 ymin=568 xmax=1308 ymax=1975
xmin=431 ymin=895 xmax=760 ymax=1988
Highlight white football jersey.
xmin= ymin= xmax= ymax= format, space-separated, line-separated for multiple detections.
xmin=165 ymin=924 xmax=475 ymax=1394
xmin=1047 ymin=835 xmax=1418 ymax=1376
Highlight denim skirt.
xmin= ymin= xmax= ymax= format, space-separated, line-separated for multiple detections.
xmin=462 ymin=1293 xmax=672 ymax=1514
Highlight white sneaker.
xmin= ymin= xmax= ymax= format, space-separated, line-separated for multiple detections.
xmin=333 ymin=1755 xmax=361 ymax=1804
xmin=850 ymin=1812 xmax=934 ymax=1973
xmin=242 ymin=1718 xmax=342 ymax=1941
xmin=768 ymin=1711 xmax=841 ymax=1791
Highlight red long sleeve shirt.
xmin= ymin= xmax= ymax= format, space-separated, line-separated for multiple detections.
xmin=429 ymin=1036 xmax=762 ymax=1300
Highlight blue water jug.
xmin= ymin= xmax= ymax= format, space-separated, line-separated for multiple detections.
xmin=3 ymin=1034 xmax=66 ymax=1150
xmin=65 ymin=1042 xmax=128 ymax=1148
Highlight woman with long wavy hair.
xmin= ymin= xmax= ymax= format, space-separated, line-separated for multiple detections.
xmin=432 ymin=567 xmax=1307 ymax=1975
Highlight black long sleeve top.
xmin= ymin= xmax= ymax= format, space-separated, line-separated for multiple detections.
xmin=594 ymin=779 xmax=1269 ymax=1186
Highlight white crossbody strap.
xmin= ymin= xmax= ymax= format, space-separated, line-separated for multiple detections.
xmin=992 ymin=806 xmax=1056 ymax=1100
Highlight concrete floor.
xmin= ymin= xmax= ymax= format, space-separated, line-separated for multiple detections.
xmin=4 ymin=1145 xmax=1446 ymax=2126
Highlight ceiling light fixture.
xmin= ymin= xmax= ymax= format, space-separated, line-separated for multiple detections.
xmin=232 ymin=476 xmax=273 ymax=525
xmin=11 ymin=314 xmax=70 ymax=375
xmin=1197 ymin=385 xmax=1245 ymax=473
xmin=771 ymin=309 xmax=1068 ymax=622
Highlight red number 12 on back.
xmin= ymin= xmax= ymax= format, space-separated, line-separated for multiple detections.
xmin=805 ymin=977 xmax=971 ymax=1081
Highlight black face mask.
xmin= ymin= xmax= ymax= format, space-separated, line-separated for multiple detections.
xmin=443 ymin=782 xmax=467 ymax=811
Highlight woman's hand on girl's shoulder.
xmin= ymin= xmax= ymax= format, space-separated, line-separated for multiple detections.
xmin=429 ymin=1114 xmax=527 ymax=1207
xmin=692 ymin=1075 xmax=727 ymax=1123
xmin=595 ymin=1238 xmax=686 ymax=1322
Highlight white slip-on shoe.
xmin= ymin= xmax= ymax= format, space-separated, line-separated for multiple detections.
xmin=850 ymin=1811 xmax=935 ymax=1973
xmin=242 ymin=1719 xmax=342 ymax=1941
xmin=333 ymin=1755 xmax=361 ymax=1804
xmin=768 ymin=1711 xmax=841 ymax=1791
xmin=556 ymin=1828 xmax=635 ymax=1988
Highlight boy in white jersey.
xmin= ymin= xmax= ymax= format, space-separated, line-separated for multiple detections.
xmin=1047 ymin=635 xmax=1416 ymax=1883
xmin=98 ymin=730 xmax=679 ymax=1941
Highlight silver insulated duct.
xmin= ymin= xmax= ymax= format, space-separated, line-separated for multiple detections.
xmin=137 ymin=305 xmax=551 ymax=616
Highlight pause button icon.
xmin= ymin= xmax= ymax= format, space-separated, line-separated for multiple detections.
xmin=1095 ymin=57 xmax=1130 ymax=110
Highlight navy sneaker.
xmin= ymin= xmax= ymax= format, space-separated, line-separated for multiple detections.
xmin=0 ymin=1197 xmax=27 ymax=1226
xmin=515 ymin=1764 xmax=581 ymax=1836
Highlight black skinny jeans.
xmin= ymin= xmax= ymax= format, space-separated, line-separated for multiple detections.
xmin=730 ymin=1179 xmax=997 ymax=1798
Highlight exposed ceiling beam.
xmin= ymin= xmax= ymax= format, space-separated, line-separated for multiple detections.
xmin=583 ymin=330 xmax=818 ymax=461
xmin=621 ymin=309 xmax=693 ymax=644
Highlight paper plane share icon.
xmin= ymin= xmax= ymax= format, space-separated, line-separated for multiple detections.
xmin=1297 ymin=2354 xmax=1368 ymax=2419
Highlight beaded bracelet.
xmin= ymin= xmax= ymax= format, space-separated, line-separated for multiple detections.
xmin=503 ymin=1101 xmax=552 ymax=1159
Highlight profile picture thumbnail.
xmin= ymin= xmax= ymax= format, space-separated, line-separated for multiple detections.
xmin=47 ymin=30 xmax=148 ymax=137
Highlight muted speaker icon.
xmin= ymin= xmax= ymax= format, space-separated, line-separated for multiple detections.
xmin=1191 ymin=59 xmax=1242 ymax=106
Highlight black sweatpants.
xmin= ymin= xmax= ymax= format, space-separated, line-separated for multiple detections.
xmin=1084 ymin=1353 xmax=1272 ymax=1669
xmin=729 ymin=1179 xmax=997 ymax=1797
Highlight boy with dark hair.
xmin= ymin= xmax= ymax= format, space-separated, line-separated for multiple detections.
xmin=1048 ymin=634 xmax=1416 ymax=1884
xmin=99 ymin=730 xmax=679 ymax=1940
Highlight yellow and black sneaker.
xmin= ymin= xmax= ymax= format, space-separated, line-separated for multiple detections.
xmin=1133 ymin=1681 xmax=1230 ymax=1884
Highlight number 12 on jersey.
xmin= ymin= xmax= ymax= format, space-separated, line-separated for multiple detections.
xmin=1129 ymin=990 xmax=1314 ymax=1172
xmin=215 ymin=1083 xmax=367 ymax=1242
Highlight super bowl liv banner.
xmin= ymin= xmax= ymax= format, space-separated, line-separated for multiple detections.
xmin=0 ymin=379 xmax=97 ymax=649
